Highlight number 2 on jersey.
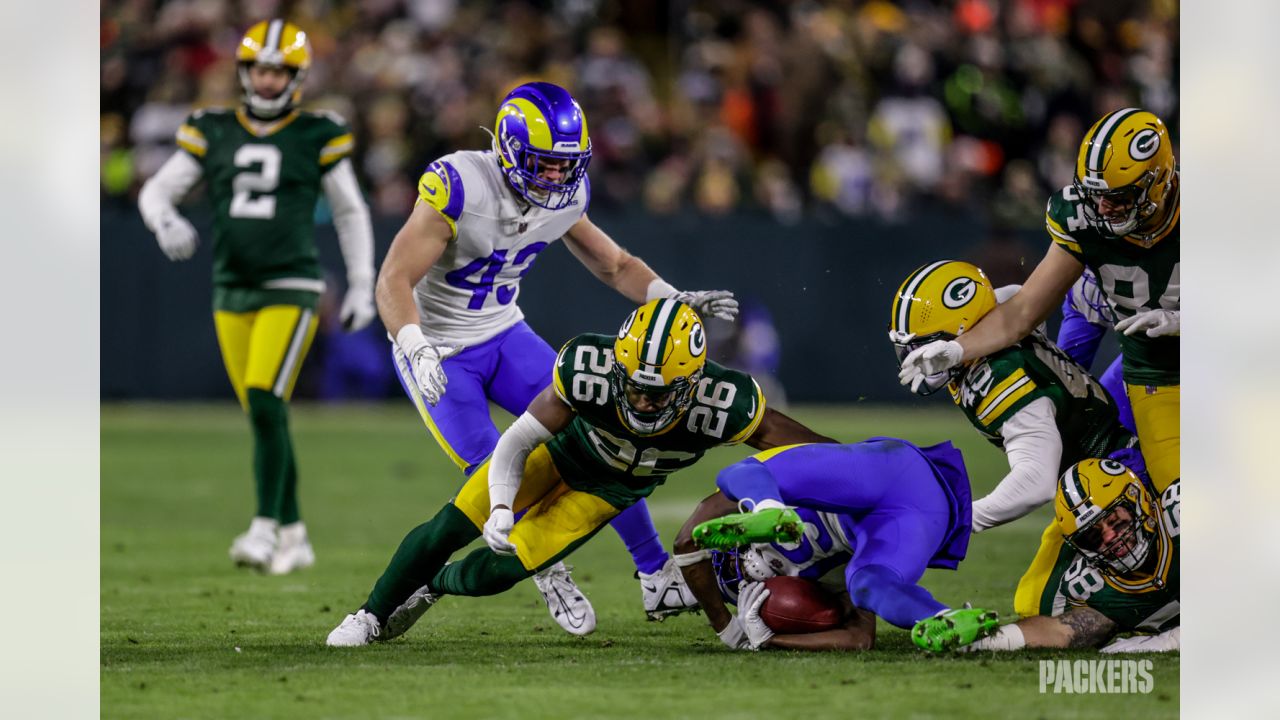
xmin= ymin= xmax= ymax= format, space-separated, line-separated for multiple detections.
xmin=229 ymin=144 xmax=282 ymax=219
xmin=445 ymin=243 xmax=548 ymax=309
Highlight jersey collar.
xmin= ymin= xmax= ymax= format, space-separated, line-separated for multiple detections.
xmin=236 ymin=108 xmax=300 ymax=137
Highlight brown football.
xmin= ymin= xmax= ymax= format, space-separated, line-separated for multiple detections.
xmin=758 ymin=576 xmax=844 ymax=633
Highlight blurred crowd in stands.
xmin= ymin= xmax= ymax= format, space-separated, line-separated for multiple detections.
xmin=103 ymin=0 xmax=1179 ymax=229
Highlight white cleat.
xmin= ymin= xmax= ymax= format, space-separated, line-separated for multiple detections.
xmin=639 ymin=557 xmax=701 ymax=621
xmin=533 ymin=562 xmax=596 ymax=636
xmin=384 ymin=584 xmax=441 ymax=641
xmin=326 ymin=609 xmax=382 ymax=647
xmin=269 ymin=522 xmax=315 ymax=576
xmin=229 ymin=517 xmax=277 ymax=571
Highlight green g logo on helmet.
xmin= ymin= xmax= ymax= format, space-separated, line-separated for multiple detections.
xmin=942 ymin=277 xmax=978 ymax=309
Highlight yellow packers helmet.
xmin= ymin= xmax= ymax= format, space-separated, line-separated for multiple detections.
xmin=236 ymin=19 xmax=312 ymax=119
xmin=1073 ymin=108 xmax=1178 ymax=241
xmin=1055 ymin=458 xmax=1160 ymax=576
xmin=611 ymin=299 xmax=707 ymax=435
xmin=887 ymin=260 xmax=997 ymax=395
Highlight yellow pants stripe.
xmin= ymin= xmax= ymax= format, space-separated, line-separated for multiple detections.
xmin=214 ymin=305 xmax=318 ymax=408
xmin=392 ymin=346 xmax=470 ymax=472
xmin=1126 ymin=383 xmax=1180 ymax=492
xmin=453 ymin=446 xmax=620 ymax=570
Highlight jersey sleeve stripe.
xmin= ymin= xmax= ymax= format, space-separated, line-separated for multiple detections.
xmin=726 ymin=379 xmax=767 ymax=444
xmin=552 ymin=340 xmax=573 ymax=404
xmin=319 ymin=133 xmax=355 ymax=165
xmin=977 ymin=375 xmax=1037 ymax=426
xmin=176 ymin=124 xmax=207 ymax=157
xmin=1045 ymin=216 xmax=1082 ymax=254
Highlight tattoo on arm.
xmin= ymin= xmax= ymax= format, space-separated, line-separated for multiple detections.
xmin=1059 ymin=607 xmax=1118 ymax=648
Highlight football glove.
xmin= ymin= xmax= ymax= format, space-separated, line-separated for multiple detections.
xmin=897 ymin=340 xmax=964 ymax=392
xmin=1114 ymin=309 xmax=1179 ymax=337
xmin=1100 ymin=627 xmax=1180 ymax=653
xmin=155 ymin=214 xmax=198 ymax=261
xmin=738 ymin=581 xmax=775 ymax=650
xmin=673 ymin=290 xmax=740 ymax=322
xmin=482 ymin=507 xmax=518 ymax=556
xmin=395 ymin=325 xmax=458 ymax=406
xmin=339 ymin=277 xmax=376 ymax=332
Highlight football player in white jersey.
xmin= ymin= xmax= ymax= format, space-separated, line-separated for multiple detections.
xmin=374 ymin=81 xmax=738 ymax=634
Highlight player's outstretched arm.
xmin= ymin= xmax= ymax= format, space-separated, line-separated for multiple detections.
xmin=972 ymin=608 xmax=1119 ymax=651
xmin=673 ymin=491 xmax=740 ymax=636
xmin=744 ymin=408 xmax=837 ymax=451
xmin=376 ymin=201 xmax=452 ymax=336
xmin=958 ymin=244 xmax=1084 ymax=362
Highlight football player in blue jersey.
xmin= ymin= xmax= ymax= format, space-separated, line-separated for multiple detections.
xmin=675 ymin=439 xmax=999 ymax=651
xmin=374 ymin=83 xmax=741 ymax=634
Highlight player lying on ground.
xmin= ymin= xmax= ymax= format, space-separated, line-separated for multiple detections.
xmin=888 ymin=260 xmax=1146 ymax=617
xmin=914 ymin=458 xmax=1179 ymax=653
xmin=137 ymin=19 xmax=375 ymax=575
xmin=379 ymin=81 xmax=739 ymax=632
xmin=673 ymin=439 xmax=998 ymax=651
xmin=326 ymin=299 xmax=833 ymax=646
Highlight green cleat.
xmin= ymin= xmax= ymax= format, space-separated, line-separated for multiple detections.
xmin=692 ymin=508 xmax=804 ymax=550
xmin=911 ymin=607 xmax=1001 ymax=653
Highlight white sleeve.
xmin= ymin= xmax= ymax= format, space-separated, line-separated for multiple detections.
xmin=994 ymin=284 xmax=1022 ymax=304
xmin=972 ymin=397 xmax=1063 ymax=532
xmin=321 ymin=158 xmax=375 ymax=287
xmin=1100 ymin=627 xmax=1180 ymax=653
xmin=488 ymin=412 xmax=554 ymax=511
xmin=137 ymin=151 xmax=203 ymax=232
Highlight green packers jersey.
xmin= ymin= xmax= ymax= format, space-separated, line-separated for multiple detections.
xmin=176 ymin=107 xmax=355 ymax=311
xmin=548 ymin=334 xmax=766 ymax=509
xmin=1046 ymin=184 xmax=1180 ymax=386
xmin=949 ymin=331 xmax=1135 ymax=471
xmin=1053 ymin=479 xmax=1181 ymax=632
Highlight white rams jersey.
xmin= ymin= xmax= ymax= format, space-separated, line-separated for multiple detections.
xmin=412 ymin=150 xmax=589 ymax=346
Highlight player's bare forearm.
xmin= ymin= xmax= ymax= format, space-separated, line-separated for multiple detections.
xmin=523 ymin=386 xmax=576 ymax=436
xmin=1018 ymin=608 xmax=1118 ymax=649
xmin=674 ymin=491 xmax=740 ymax=631
xmin=563 ymin=214 xmax=658 ymax=303
xmin=957 ymin=244 xmax=1084 ymax=361
xmin=745 ymin=408 xmax=836 ymax=450
xmin=765 ymin=606 xmax=877 ymax=652
xmin=376 ymin=203 xmax=452 ymax=334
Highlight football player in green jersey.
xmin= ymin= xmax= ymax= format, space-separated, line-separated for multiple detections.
xmin=326 ymin=299 xmax=833 ymax=646
xmin=889 ymin=260 xmax=1144 ymax=619
xmin=914 ymin=459 xmax=1179 ymax=653
xmin=897 ymin=109 xmax=1179 ymax=495
xmin=137 ymin=19 xmax=376 ymax=575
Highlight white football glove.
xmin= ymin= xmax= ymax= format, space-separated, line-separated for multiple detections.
xmin=717 ymin=616 xmax=752 ymax=650
xmin=674 ymin=290 xmax=740 ymax=322
xmin=395 ymin=325 xmax=458 ymax=406
xmin=482 ymin=507 xmax=518 ymax=556
xmin=339 ymin=277 xmax=376 ymax=332
xmin=897 ymin=339 xmax=964 ymax=392
xmin=1100 ymin=627 xmax=1180 ymax=654
xmin=1114 ymin=309 xmax=1179 ymax=337
xmin=155 ymin=214 xmax=198 ymax=261
xmin=738 ymin=581 xmax=775 ymax=650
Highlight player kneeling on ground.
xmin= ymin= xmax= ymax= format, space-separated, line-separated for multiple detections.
xmin=327 ymin=299 xmax=832 ymax=646
xmin=914 ymin=458 xmax=1179 ymax=653
xmin=674 ymin=439 xmax=998 ymax=651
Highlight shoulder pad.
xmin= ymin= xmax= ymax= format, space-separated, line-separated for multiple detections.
xmin=1045 ymin=186 xmax=1089 ymax=257
xmin=696 ymin=363 xmax=766 ymax=445
xmin=417 ymin=157 xmax=468 ymax=235
xmin=956 ymin=351 xmax=1040 ymax=428
xmin=176 ymin=112 xmax=210 ymax=158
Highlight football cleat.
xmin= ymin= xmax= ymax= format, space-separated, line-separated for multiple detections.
xmin=692 ymin=508 xmax=804 ymax=550
xmin=326 ymin=609 xmax=382 ymax=647
xmin=384 ymin=584 xmax=441 ymax=641
xmin=268 ymin=521 xmax=315 ymax=576
xmin=911 ymin=606 xmax=1000 ymax=653
xmin=532 ymin=562 xmax=596 ymax=636
xmin=229 ymin=517 xmax=277 ymax=571
xmin=638 ymin=558 xmax=701 ymax=621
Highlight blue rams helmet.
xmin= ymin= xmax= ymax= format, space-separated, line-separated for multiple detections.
xmin=492 ymin=82 xmax=592 ymax=210
xmin=710 ymin=545 xmax=786 ymax=606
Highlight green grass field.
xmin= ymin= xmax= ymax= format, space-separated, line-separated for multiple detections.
xmin=101 ymin=403 xmax=1178 ymax=719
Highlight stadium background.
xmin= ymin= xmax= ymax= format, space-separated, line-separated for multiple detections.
xmin=100 ymin=0 xmax=1177 ymax=403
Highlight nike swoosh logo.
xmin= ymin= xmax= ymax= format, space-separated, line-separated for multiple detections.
xmin=553 ymin=587 xmax=587 ymax=627
xmin=422 ymin=182 xmax=438 ymax=196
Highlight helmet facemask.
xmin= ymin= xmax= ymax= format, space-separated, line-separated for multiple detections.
xmin=610 ymin=362 xmax=700 ymax=436
xmin=494 ymin=133 xmax=592 ymax=211
xmin=1066 ymin=495 xmax=1157 ymax=576
xmin=1074 ymin=171 xmax=1158 ymax=238
xmin=710 ymin=545 xmax=781 ymax=606
xmin=889 ymin=330 xmax=962 ymax=396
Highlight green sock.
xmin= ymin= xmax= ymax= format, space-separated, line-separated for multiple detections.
xmin=366 ymin=504 xmax=480 ymax=621
xmin=431 ymin=548 xmax=531 ymax=597
xmin=246 ymin=389 xmax=295 ymax=522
